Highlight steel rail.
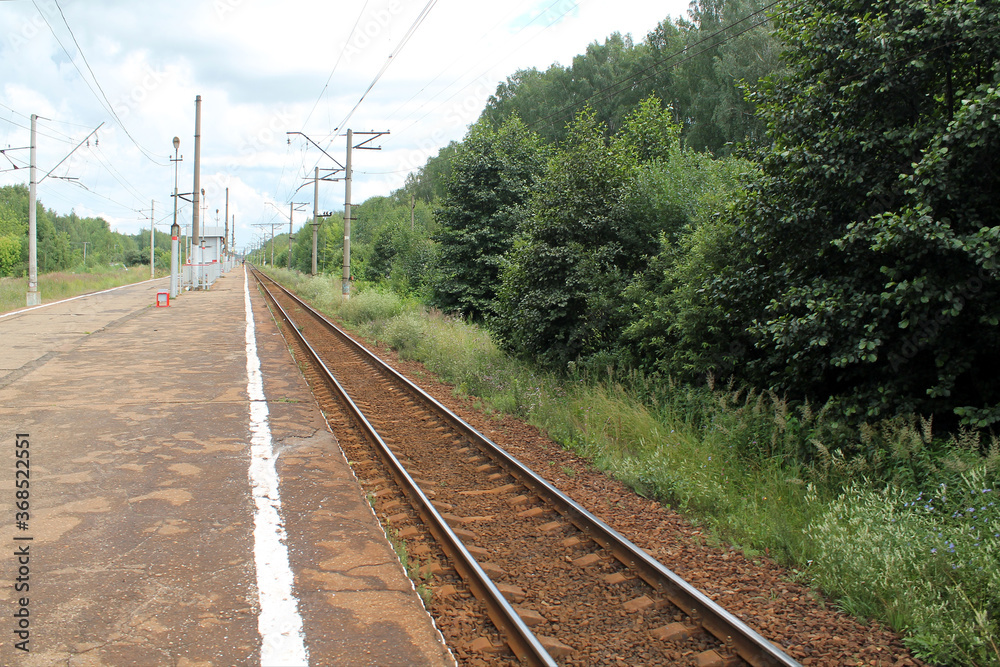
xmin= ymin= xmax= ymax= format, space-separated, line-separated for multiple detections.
xmin=251 ymin=266 xmax=801 ymax=667
xmin=250 ymin=266 xmax=557 ymax=667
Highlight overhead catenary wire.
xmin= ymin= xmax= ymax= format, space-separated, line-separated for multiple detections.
xmin=0 ymin=113 xmax=77 ymax=144
xmin=384 ymin=0 xmax=582 ymax=146
xmin=380 ymin=0 xmax=569 ymax=125
xmin=0 ymin=108 xmax=155 ymax=225
xmin=301 ymin=0 xmax=372 ymax=132
xmin=31 ymin=0 xmax=167 ymax=167
xmin=295 ymin=0 xmax=439 ymax=184
xmin=274 ymin=0 xmax=372 ymax=206
xmin=331 ymin=0 xmax=439 ymax=136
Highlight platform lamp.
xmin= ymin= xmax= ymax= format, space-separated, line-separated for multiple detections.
xmin=170 ymin=136 xmax=181 ymax=297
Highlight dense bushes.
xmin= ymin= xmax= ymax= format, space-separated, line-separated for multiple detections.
xmin=490 ymin=98 xmax=751 ymax=370
xmin=668 ymin=0 xmax=1000 ymax=427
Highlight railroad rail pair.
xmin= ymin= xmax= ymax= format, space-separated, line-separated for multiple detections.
xmin=249 ymin=265 xmax=800 ymax=667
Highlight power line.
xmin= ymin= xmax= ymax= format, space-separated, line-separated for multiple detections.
xmin=90 ymin=144 xmax=149 ymax=204
xmin=301 ymin=0 xmax=372 ymax=132
xmin=32 ymin=0 xmax=166 ymax=166
xmin=385 ymin=0 xmax=581 ymax=144
xmin=296 ymin=0 xmax=439 ymax=189
xmin=381 ymin=0 xmax=563 ymax=125
xmin=331 ymin=0 xmax=439 ymax=138
xmin=0 ymin=114 xmax=76 ymax=144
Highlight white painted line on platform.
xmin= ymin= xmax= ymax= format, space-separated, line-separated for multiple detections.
xmin=244 ymin=267 xmax=310 ymax=666
xmin=0 ymin=277 xmax=166 ymax=320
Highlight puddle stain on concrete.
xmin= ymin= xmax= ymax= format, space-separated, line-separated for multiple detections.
xmin=128 ymin=488 xmax=193 ymax=506
xmin=31 ymin=496 xmax=112 ymax=543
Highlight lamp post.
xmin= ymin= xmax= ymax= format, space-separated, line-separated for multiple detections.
xmin=198 ymin=188 xmax=206 ymax=288
xmin=170 ymin=137 xmax=181 ymax=297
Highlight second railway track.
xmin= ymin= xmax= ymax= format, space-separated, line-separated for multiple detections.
xmin=250 ymin=265 xmax=801 ymax=667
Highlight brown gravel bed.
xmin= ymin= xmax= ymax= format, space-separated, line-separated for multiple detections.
xmin=267 ymin=281 xmax=737 ymax=665
xmin=354 ymin=337 xmax=927 ymax=667
xmin=262 ymin=273 xmax=927 ymax=667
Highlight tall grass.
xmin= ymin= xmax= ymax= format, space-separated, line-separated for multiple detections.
xmin=0 ymin=265 xmax=161 ymax=314
xmin=265 ymin=268 xmax=1000 ymax=666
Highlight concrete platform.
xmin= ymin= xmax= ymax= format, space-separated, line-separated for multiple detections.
xmin=0 ymin=268 xmax=454 ymax=666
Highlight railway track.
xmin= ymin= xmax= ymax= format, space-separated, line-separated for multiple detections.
xmin=249 ymin=265 xmax=801 ymax=667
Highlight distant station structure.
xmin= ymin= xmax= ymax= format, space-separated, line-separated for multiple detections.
xmin=183 ymin=224 xmax=236 ymax=289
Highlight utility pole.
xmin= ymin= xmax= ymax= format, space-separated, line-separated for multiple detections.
xmin=170 ymin=137 xmax=182 ymax=297
xmin=150 ymin=200 xmax=156 ymax=279
xmin=192 ymin=95 xmax=202 ymax=288
xmin=24 ymin=115 xmax=102 ymax=306
xmin=343 ymin=130 xmax=352 ymax=298
xmin=286 ymin=201 xmax=306 ymax=269
xmin=27 ymin=114 xmax=39 ymax=306
xmin=342 ymin=129 xmax=388 ymax=300
xmin=251 ymin=222 xmax=276 ymax=266
xmin=312 ymin=167 xmax=319 ymax=275
xmin=286 ymin=131 xmax=344 ymax=276
xmin=224 ymin=188 xmax=229 ymax=257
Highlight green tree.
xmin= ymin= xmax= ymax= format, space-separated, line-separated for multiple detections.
xmin=432 ymin=116 xmax=547 ymax=319
xmin=403 ymin=142 xmax=460 ymax=204
xmin=0 ymin=236 xmax=20 ymax=276
xmin=692 ymin=0 xmax=1000 ymax=428
xmin=479 ymin=1 xmax=781 ymax=154
xmin=494 ymin=100 xmax=680 ymax=368
xmin=0 ymin=185 xmax=29 ymax=238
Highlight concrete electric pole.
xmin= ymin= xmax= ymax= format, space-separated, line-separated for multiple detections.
xmin=341 ymin=129 xmax=388 ymax=300
xmin=192 ymin=95 xmax=202 ymax=288
xmin=27 ymin=114 xmax=39 ymax=306
xmin=312 ymin=167 xmax=319 ymax=276
xmin=342 ymin=130 xmax=352 ymax=297
xmin=24 ymin=115 xmax=102 ymax=306
xmin=171 ymin=137 xmax=181 ymax=298
xmin=150 ymin=200 xmax=156 ymax=279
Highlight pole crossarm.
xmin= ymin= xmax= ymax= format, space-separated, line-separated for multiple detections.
xmin=319 ymin=167 xmax=344 ymax=182
xmin=287 ymin=131 xmax=345 ymax=171
xmin=1 ymin=147 xmax=29 ymax=170
xmin=265 ymin=201 xmax=291 ymax=221
xmin=352 ymin=130 xmax=390 ymax=151
xmin=40 ymin=122 xmax=104 ymax=184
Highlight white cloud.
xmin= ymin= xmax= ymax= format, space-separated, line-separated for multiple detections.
xmin=1 ymin=0 xmax=689 ymax=251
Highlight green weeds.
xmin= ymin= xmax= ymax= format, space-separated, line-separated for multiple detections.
xmin=263 ymin=267 xmax=1000 ymax=666
xmin=0 ymin=266 xmax=159 ymax=314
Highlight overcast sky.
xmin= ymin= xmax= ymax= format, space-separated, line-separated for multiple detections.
xmin=1 ymin=0 xmax=688 ymax=251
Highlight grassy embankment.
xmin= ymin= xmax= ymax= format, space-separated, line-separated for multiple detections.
xmin=265 ymin=267 xmax=1000 ymax=667
xmin=0 ymin=266 xmax=163 ymax=315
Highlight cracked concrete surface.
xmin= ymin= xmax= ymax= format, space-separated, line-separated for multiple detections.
xmin=0 ymin=272 xmax=453 ymax=666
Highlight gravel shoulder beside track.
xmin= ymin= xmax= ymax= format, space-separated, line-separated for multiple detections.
xmin=351 ymin=336 xmax=925 ymax=667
